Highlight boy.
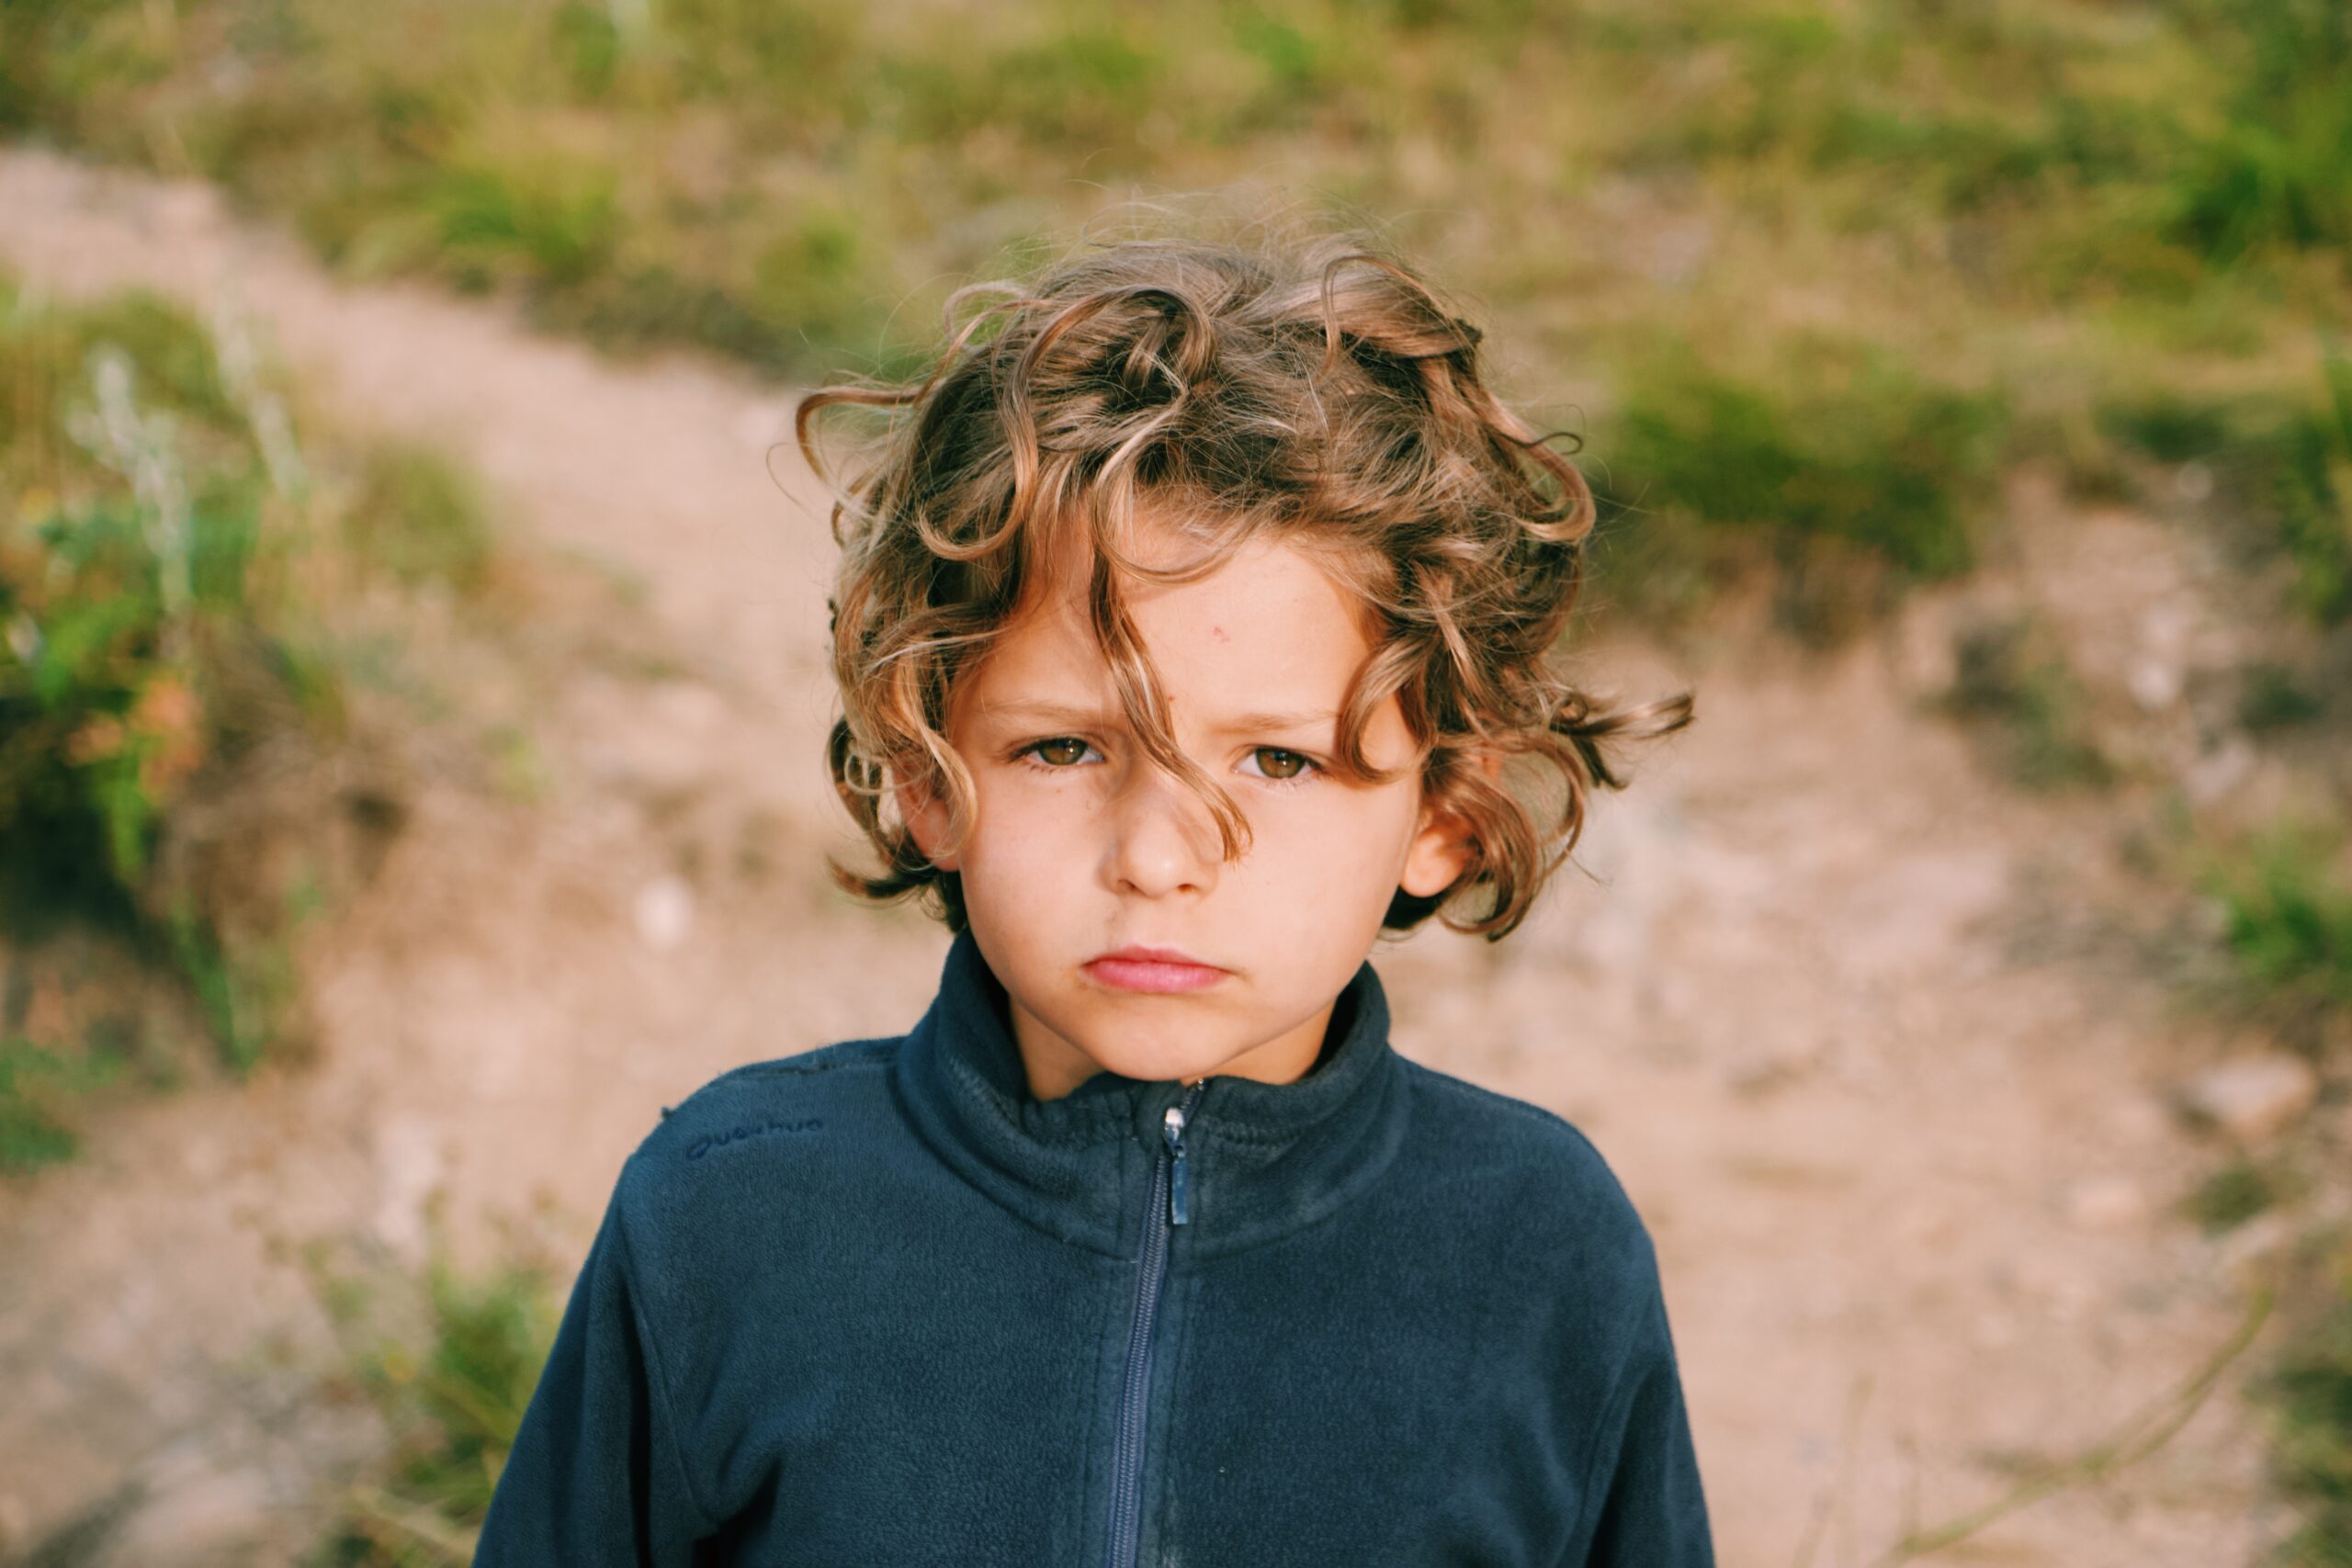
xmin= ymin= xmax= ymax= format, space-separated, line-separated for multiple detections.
xmin=474 ymin=228 xmax=1710 ymax=1565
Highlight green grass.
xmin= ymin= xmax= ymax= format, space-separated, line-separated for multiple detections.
xmin=2193 ymin=818 xmax=2352 ymax=1035
xmin=0 ymin=1032 xmax=125 ymax=1171
xmin=2239 ymin=663 xmax=2327 ymax=734
xmin=3 ymin=0 xmax=2346 ymax=639
xmin=2163 ymin=812 xmax=2352 ymax=1562
xmin=345 ymin=444 xmax=494 ymax=594
xmin=1590 ymin=338 xmax=2007 ymax=642
xmin=2258 ymin=1229 xmax=2352 ymax=1564
xmin=309 ymin=1228 xmax=560 ymax=1565
xmin=2097 ymin=352 xmax=2352 ymax=628
xmin=2162 ymin=0 xmax=2352 ymax=267
xmin=2183 ymin=1154 xmax=2301 ymax=1235
xmin=1935 ymin=613 xmax=2115 ymax=792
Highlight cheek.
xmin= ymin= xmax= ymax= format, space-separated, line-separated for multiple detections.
xmin=956 ymin=770 xmax=1099 ymax=894
xmin=1238 ymin=786 xmax=1421 ymax=902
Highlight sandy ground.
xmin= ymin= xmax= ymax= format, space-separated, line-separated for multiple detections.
xmin=0 ymin=146 xmax=2306 ymax=1564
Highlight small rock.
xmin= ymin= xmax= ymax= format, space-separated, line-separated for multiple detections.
xmin=2127 ymin=655 xmax=2183 ymax=712
xmin=371 ymin=1114 xmax=445 ymax=1262
xmin=2176 ymin=1054 xmax=2320 ymax=1142
xmin=2183 ymin=736 xmax=2256 ymax=807
xmin=2064 ymin=1175 xmax=2148 ymax=1230
xmin=635 ymin=875 xmax=696 ymax=952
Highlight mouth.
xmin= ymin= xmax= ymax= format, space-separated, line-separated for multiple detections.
xmin=1082 ymin=945 xmax=1229 ymax=994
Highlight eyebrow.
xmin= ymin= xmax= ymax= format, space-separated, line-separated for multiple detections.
xmin=975 ymin=698 xmax=1339 ymax=736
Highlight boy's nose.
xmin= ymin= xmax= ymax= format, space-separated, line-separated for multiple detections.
xmin=1102 ymin=767 xmax=1222 ymax=898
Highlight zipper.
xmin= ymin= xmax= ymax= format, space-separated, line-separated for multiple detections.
xmin=1103 ymin=1077 xmax=1207 ymax=1568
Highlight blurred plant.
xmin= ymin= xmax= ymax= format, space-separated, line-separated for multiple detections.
xmin=1934 ymin=613 xmax=2115 ymax=793
xmin=4 ymin=281 xmax=302 ymax=945
xmin=0 ymin=1032 xmax=125 ymax=1171
xmin=2163 ymin=0 xmax=2352 ymax=265
xmin=2271 ymin=355 xmax=2352 ymax=627
xmin=1593 ymin=339 xmax=2007 ymax=643
xmin=345 ymin=444 xmax=494 ymax=595
xmin=427 ymin=136 xmax=621 ymax=296
xmin=2255 ymin=1227 xmax=2352 ymax=1564
xmin=0 ymin=271 xmax=490 ymax=1150
xmin=2100 ymin=352 xmax=2352 ymax=630
xmin=2153 ymin=788 xmax=2352 ymax=1561
xmin=2182 ymin=1153 xmax=2302 ymax=1235
xmin=2237 ymin=663 xmax=2326 ymax=734
xmin=2189 ymin=818 xmax=2352 ymax=1047
xmin=307 ymin=1222 xmax=561 ymax=1565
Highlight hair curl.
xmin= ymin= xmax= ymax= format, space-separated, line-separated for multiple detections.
xmin=797 ymin=223 xmax=1693 ymax=940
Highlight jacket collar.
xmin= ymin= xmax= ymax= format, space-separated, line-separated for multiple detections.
xmin=893 ymin=930 xmax=1410 ymax=1260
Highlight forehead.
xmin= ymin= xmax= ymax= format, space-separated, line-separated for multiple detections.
xmin=956 ymin=520 xmax=1377 ymax=726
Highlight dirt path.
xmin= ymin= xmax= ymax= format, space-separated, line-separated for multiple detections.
xmin=0 ymin=147 xmax=2295 ymax=1564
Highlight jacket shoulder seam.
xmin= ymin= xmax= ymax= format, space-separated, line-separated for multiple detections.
xmin=1402 ymin=1059 xmax=1599 ymax=1145
xmin=612 ymin=1170 xmax=720 ymax=1537
xmin=1566 ymin=1272 xmax=1673 ymax=1553
xmin=658 ymin=1037 xmax=901 ymax=1117
xmin=1401 ymin=1062 xmax=1650 ymax=1238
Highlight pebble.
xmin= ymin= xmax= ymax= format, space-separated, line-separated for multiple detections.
xmin=371 ymin=1114 xmax=445 ymax=1262
xmin=2182 ymin=736 xmax=2256 ymax=807
xmin=2175 ymin=1054 xmax=2321 ymax=1142
xmin=2064 ymin=1174 xmax=2149 ymax=1230
xmin=2127 ymin=655 xmax=2182 ymax=712
xmin=635 ymin=875 xmax=697 ymax=952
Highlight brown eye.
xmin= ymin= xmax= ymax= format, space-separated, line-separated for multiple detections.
xmin=1031 ymin=738 xmax=1092 ymax=766
xmin=1247 ymin=747 xmax=1310 ymax=781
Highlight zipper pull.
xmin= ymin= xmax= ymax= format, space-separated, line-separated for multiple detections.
xmin=1163 ymin=1104 xmax=1191 ymax=1227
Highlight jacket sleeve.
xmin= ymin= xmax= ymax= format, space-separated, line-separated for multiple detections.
xmin=473 ymin=1168 xmax=715 ymax=1565
xmin=1575 ymin=1275 xmax=1714 ymax=1567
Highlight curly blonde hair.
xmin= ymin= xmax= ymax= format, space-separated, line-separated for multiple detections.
xmin=797 ymin=225 xmax=1692 ymax=940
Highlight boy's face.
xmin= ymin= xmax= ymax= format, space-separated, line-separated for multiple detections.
xmin=901 ymin=521 xmax=1476 ymax=1100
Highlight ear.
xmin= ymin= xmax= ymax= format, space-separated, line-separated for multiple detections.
xmin=1398 ymin=750 xmax=1500 ymax=898
xmin=894 ymin=769 xmax=961 ymax=873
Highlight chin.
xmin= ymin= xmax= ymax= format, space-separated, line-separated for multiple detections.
xmin=1069 ymin=1030 xmax=1238 ymax=1086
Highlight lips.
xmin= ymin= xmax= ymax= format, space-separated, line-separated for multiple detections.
xmin=1082 ymin=945 xmax=1228 ymax=994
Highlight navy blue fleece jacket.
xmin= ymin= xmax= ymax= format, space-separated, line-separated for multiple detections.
xmin=473 ymin=931 xmax=1713 ymax=1566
